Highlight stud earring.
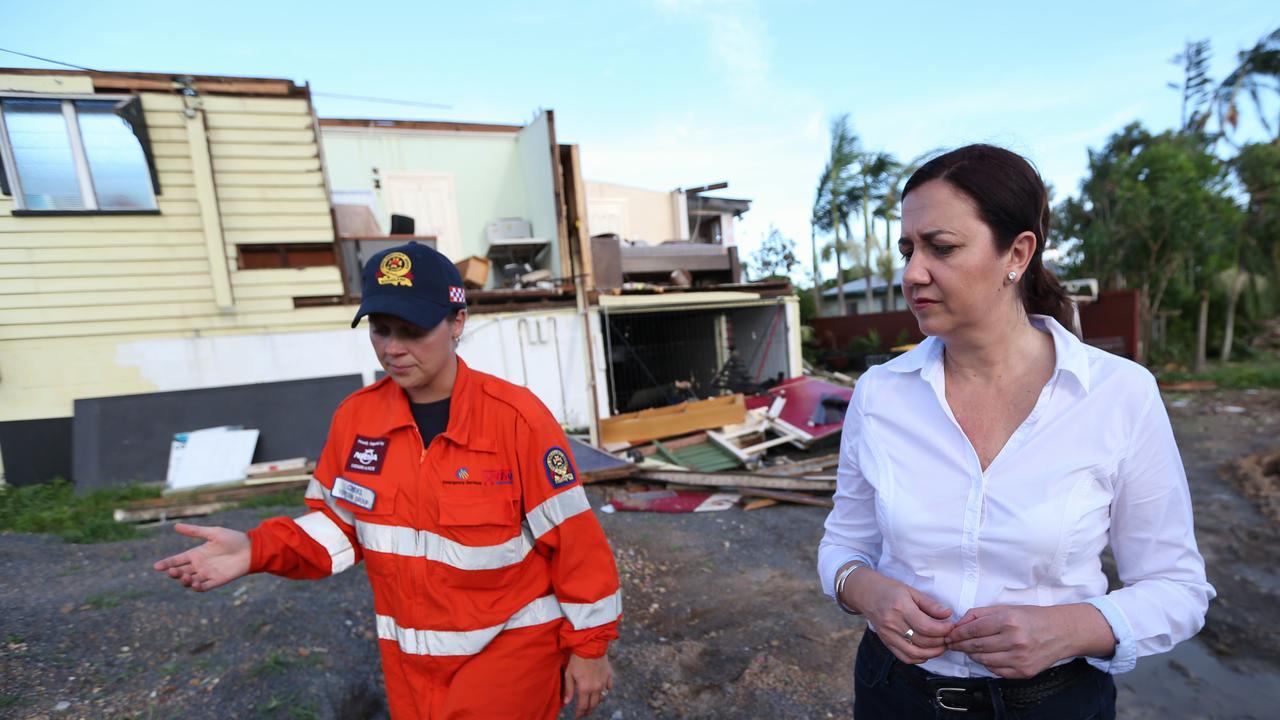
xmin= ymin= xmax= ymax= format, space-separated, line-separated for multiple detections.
xmin=1007 ymin=271 xmax=1017 ymax=282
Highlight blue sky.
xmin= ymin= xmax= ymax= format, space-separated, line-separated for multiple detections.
xmin=4 ymin=1 xmax=1277 ymax=282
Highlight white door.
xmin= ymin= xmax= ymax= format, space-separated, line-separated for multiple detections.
xmin=382 ymin=171 xmax=463 ymax=259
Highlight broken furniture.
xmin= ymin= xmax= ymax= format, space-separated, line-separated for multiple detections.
xmin=590 ymin=235 xmax=741 ymax=289
xmin=599 ymin=394 xmax=747 ymax=446
xmin=485 ymin=218 xmax=550 ymax=286
xmin=744 ymin=377 xmax=853 ymax=446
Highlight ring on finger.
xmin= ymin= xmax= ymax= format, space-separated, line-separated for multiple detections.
xmin=903 ymin=627 xmax=915 ymax=644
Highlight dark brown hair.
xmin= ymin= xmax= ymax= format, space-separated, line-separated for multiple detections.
xmin=901 ymin=144 xmax=1074 ymax=331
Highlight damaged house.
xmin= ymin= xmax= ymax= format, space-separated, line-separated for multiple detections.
xmin=0 ymin=66 xmax=800 ymax=489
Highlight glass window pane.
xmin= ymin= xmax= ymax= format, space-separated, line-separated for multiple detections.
xmin=2 ymin=99 xmax=84 ymax=210
xmin=76 ymin=102 xmax=157 ymax=211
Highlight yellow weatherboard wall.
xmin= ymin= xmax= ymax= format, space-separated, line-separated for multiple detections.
xmin=0 ymin=72 xmax=349 ymax=423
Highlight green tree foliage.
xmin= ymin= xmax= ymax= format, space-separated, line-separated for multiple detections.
xmin=748 ymin=226 xmax=800 ymax=281
xmin=1056 ymin=123 xmax=1240 ymax=358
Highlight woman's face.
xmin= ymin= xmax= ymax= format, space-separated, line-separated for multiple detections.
xmin=898 ymin=179 xmax=1015 ymax=339
xmin=368 ymin=312 xmax=464 ymax=401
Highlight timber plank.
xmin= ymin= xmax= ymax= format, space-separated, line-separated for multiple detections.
xmin=218 ymin=199 xmax=331 ymax=216
xmin=635 ymin=469 xmax=835 ymax=491
xmin=1 ymin=287 xmax=216 ymax=309
xmin=0 ymin=273 xmax=210 ymax=295
xmin=211 ymin=157 xmax=321 ymax=173
xmin=0 ymin=245 xmax=207 ymax=264
xmin=0 ymin=305 xmax=353 ymax=341
xmin=215 ymin=172 xmax=324 ymax=187
xmin=0 ymin=231 xmax=205 ymax=249
xmin=0 ymin=259 xmax=209 ymax=279
xmin=207 ymin=128 xmax=315 ymax=144
xmin=216 ymin=186 xmax=327 ymax=201
xmin=210 ymin=143 xmax=319 ymax=159
xmin=204 ymin=114 xmax=314 ymax=130
xmin=221 ymin=213 xmax=332 ymax=231
xmin=738 ymin=488 xmax=834 ymax=508
xmin=0 ymin=214 xmax=203 ymax=233
xmin=224 ymin=229 xmax=334 ymax=244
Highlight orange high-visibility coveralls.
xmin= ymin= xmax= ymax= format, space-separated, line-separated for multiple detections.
xmin=248 ymin=359 xmax=621 ymax=719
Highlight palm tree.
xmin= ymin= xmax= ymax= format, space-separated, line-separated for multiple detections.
xmin=1217 ymin=27 xmax=1280 ymax=142
xmin=812 ymin=115 xmax=862 ymax=314
xmin=850 ymin=152 xmax=896 ymax=309
xmin=872 ymin=150 xmax=936 ymax=311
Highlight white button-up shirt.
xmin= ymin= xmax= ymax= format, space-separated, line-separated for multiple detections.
xmin=817 ymin=315 xmax=1214 ymax=677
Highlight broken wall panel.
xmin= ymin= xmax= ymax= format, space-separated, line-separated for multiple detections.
xmin=729 ymin=303 xmax=790 ymax=388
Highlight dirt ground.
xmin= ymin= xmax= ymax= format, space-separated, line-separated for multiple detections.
xmin=1 ymin=389 xmax=1278 ymax=719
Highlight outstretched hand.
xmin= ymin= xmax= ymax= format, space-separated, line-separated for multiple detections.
xmin=152 ymin=523 xmax=251 ymax=592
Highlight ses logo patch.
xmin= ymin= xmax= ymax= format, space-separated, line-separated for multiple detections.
xmin=543 ymin=447 xmax=577 ymax=489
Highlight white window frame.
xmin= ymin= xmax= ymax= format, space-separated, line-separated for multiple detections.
xmin=0 ymin=92 xmax=156 ymax=212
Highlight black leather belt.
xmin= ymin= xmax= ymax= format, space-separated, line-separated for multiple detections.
xmin=868 ymin=630 xmax=1095 ymax=712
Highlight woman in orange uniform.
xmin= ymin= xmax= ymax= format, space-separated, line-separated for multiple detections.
xmin=155 ymin=242 xmax=621 ymax=719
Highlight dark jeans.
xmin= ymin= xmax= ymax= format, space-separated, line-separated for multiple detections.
xmin=853 ymin=631 xmax=1117 ymax=720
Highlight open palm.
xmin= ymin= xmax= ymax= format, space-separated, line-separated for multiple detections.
xmin=153 ymin=523 xmax=251 ymax=592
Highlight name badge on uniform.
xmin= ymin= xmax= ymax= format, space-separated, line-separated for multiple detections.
xmin=333 ymin=477 xmax=376 ymax=510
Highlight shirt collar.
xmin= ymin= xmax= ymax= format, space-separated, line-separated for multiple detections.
xmin=880 ymin=314 xmax=1091 ymax=394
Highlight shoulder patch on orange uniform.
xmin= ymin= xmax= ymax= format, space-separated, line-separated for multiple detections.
xmin=544 ymin=446 xmax=577 ymax=489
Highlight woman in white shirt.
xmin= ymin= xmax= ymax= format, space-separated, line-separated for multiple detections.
xmin=817 ymin=144 xmax=1214 ymax=719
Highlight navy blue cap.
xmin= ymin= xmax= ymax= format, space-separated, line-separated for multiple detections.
xmin=351 ymin=242 xmax=467 ymax=330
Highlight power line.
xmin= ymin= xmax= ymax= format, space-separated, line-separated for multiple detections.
xmin=311 ymin=91 xmax=451 ymax=110
xmin=0 ymin=48 xmax=453 ymax=110
xmin=0 ymin=47 xmax=98 ymax=72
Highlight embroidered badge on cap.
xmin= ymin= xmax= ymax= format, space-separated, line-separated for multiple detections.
xmin=377 ymin=252 xmax=414 ymax=287
xmin=333 ymin=477 xmax=376 ymax=510
xmin=448 ymin=286 xmax=466 ymax=304
xmin=544 ymin=447 xmax=576 ymax=488
xmin=346 ymin=435 xmax=388 ymax=474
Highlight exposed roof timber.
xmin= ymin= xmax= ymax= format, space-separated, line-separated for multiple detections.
xmin=684 ymin=181 xmax=729 ymax=195
xmin=689 ymin=195 xmax=751 ymax=217
xmin=0 ymin=67 xmax=307 ymax=97
xmin=320 ymin=117 xmax=523 ymax=133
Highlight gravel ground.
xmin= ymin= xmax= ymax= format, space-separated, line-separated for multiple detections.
xmin=1 ymin=390 xmax=1277 ymax=719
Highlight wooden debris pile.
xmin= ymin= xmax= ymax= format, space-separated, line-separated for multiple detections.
xmin=588 ymin=376 xmax=855 ymax=513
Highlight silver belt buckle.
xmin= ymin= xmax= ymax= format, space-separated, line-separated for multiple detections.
xmin=935 ymin=687 xmax=971 ymax=712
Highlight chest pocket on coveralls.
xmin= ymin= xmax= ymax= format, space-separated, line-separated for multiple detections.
xmin=436 ymin=483 xmax=524 ymax=590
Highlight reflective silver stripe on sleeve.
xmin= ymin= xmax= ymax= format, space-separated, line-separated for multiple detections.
xmin=294 ymin=511 xmax=356 ymax=574
xmin=560 ymin=589 xmax=623 ymax=630
xmin=356 ymin=521 xmax=536 ymax=571
xmin=526 ymin=486 xmax=592 ymax=539
xmin=375 ymin=594 xmax=563 ymax=656
xmin=304 ymin=478 xmax=355 ymax=527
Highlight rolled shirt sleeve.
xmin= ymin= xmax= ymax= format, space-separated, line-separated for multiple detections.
xmin=1084 ymin=378 xmax=1215 ymax=673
